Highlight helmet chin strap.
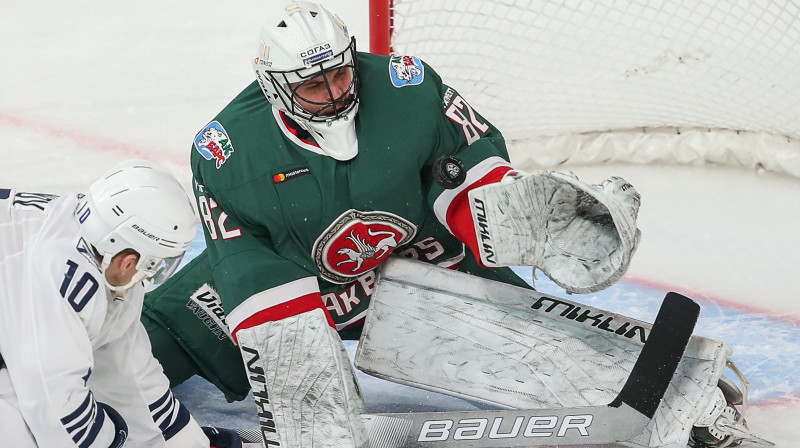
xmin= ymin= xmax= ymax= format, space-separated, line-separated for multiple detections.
xmin=98 ymin=256 xmax=152 ymax=299
xmin=296 ymin=102 xmax=359 ymax=161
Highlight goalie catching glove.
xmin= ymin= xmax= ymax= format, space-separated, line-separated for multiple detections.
xmin=468 ymin=170 xmax=641 ymax=293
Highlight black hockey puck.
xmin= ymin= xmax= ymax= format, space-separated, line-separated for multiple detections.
xmin=433 ymin=155 xmax=467 ymax=189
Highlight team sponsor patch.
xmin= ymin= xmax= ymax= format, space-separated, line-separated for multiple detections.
xmin=389 ymin=55 xmax=424 ymax=87
xmin=273 ymin=166 xmax=311 ymax=183
xmin=187 ymin=283 xmax=232 ymax=341
xmin=253 ymin=56 xmax=272 ymax=68
xmin=194 ymin=121 xmax=235 ymax=169
xmin=299 ymin=42 xmax=333 ymax=66
xmin=313 ymin=210 xmax=417 ymax=284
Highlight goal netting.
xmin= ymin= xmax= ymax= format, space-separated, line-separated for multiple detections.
xmin=372 ymin=0 xmax=800 ymax=177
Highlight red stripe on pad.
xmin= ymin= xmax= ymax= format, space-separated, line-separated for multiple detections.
xmin=231 ymin=292 xmax=334 ymax=344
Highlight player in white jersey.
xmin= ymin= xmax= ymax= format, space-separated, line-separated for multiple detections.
xmin=0 ymin=159 xmax=241 ymax=448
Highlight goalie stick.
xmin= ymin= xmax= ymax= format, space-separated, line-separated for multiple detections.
xmin=237 ymin=292 xmax=699 ymax=448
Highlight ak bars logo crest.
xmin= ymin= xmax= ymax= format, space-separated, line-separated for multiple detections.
xmin=195 ymin=121 xmax=235 ymax=169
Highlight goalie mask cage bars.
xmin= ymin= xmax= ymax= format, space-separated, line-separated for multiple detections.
xmin=368 ymin=0 xmax=800 ymax=177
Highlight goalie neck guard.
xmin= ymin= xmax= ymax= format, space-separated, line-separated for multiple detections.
xmin=77 ymin=159 xmax=196 ymax=296
xmin=252 ymin=1 xmax=360 ymax=160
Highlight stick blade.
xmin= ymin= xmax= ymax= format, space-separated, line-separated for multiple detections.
xmin=610 ymin=292 xmax=700 ymax=418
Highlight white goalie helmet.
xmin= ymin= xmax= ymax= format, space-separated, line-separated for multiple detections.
xmin=77 ymin=159 xmax=196 ymax=295
xmin=252 ymin=1 xmax=360 ymax=160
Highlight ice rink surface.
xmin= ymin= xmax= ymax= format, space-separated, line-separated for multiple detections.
xmin=3 ymin=1 xmax=799 ymax=446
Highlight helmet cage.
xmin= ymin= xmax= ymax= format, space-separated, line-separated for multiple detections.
xmin=263 ymin=37 xmax=360 ymax=122
xmin=89 ymin=210 xmax=189 ymax=293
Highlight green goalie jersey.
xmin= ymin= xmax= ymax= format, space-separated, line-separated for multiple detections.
xmin=142 ymin=52 xmax=531 ymax=401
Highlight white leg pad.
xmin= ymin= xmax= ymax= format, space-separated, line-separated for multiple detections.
xmin=355 ymin=258 xmax=729 ymax=447
xmin=237 ymin=308 xmax=368 ymax=448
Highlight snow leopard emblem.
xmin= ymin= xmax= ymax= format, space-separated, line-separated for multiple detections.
xmin=389 ymin=55 xmax=424 ymax=87
xmin=194 ymin=121 xmax=235 ymax=169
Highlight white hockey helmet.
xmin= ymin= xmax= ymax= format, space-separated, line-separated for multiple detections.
xmin=252 ymin=1 xmax=359 ymax=124
xmin=77 ymin=159 xmax=196 ymax=294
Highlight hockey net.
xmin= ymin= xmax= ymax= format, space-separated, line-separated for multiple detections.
xmin=369 ymin=0 xmax=800 ymax=177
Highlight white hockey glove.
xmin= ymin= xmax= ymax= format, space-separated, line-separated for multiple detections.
xmin=468 ymin=170 xmax=641 ymax=293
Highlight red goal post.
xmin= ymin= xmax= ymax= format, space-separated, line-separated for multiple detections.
xmin=368 ymin=0 xmax=393 ymax=56
xmin=368 ymin=0 xmax=800 ymax=177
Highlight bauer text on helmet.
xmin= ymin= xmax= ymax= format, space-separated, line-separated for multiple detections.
xmin=77 ymin=159 xmax=196 ymax=295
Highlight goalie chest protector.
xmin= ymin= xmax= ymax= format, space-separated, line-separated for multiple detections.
xmin=189 ymin=52 xmax=514 ymax=326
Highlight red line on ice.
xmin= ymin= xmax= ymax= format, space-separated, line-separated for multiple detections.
xmin=625 ymin=274 xmax=800 ymax=326
xmin=0 ymin=112 xmax=185 ymax=166
xmin=626 ymin=274 xmax=800 ymax=408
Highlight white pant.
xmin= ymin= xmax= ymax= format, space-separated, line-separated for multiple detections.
xmin=0 ymin=367 xmax=38 ymax=447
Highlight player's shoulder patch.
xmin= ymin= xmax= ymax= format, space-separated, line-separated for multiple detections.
xmin=76 ymin=237 xmax=102 ymax=271
xmin=388 ymin=55 xmax=425 ymax=87
xmin=194 ymin=120 xmax=235 ymax=169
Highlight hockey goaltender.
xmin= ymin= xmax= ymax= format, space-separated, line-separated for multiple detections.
xmin=140 ymin=2 xmax=774 ymax=447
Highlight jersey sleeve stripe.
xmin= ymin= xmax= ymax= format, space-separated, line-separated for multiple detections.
xmin=432 ymin=156 xmax=512 ymax=233
xmin=65 ymin=407 xmax=94 ymax=434
xmin=148 ymin=389 xmax=171 ymax=414
xmin=61 ymin=391 xmax=93 ymax=427
xmin=60 ymin=392 xmax=107 ymax=448
xmin=442 ymin=165 xmax=513 ymax=267
xmin=149 ymin=389 xmax=192 ymax=440
xmin=77 ymin=408 xmax=106 ymax=448
xmin=161 ymin=402 xmax=192 ymax=441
